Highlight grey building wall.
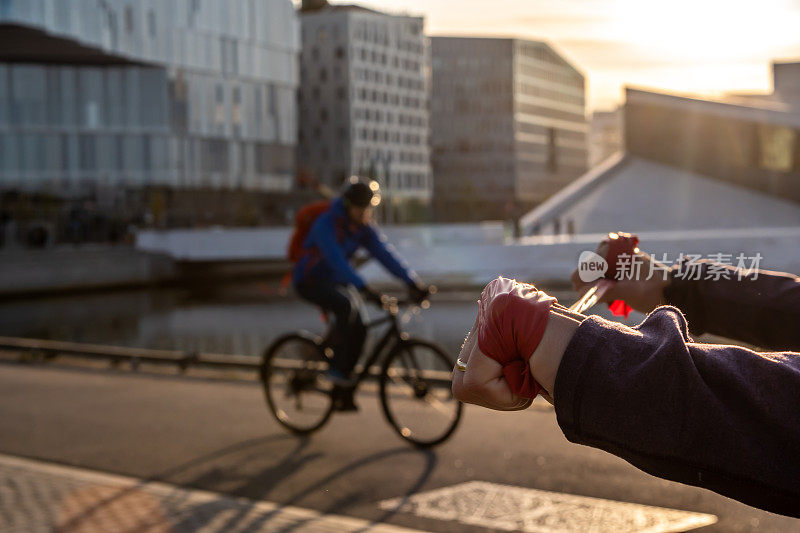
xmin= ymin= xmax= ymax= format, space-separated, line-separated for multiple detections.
xmin=0 ymin=0 xmax=299 ymax=194
xmin=431 ymin=37 xmax=587 ymax=222
xmin=625 ymin=88 xmax=800 ymax=203
xmin=298 ymin=5 xmax=431 ymax=218
xmin=773 ymin=61 xmax=800 ymax=104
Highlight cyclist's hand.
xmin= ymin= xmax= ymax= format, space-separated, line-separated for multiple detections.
xmin=361 ymin=286 xmax=388 ymax=307
xmin=408 ymin=282 xmax=431 ymax=304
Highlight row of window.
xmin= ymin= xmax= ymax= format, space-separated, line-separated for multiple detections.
xmin=355 ymin=127 xmax=425 ymax=146
xmin=518 ymin=83 xmax=584 ymax=107
xmin=517 ymin=123 xmax=586 ymax=141
xmin=434 ymin=57 xmax=512 ymax=74
xmin=7 ymin=1 xmax=297 ymax=83
xmin=0 ymin=65 xmax=167 ymax=131
xmin=1 ymin=64 xmax=293 ymax=145
xmin=433 ymin=78 xmax=512 ymax=97
xmin=307 ymin=19 xmax=422 ymax=53
xmin=353 ymin=107 xmax=426 ymax=124
xmin=517 ymin=63 xmax=583 ymax=90
xmin=516 ymin=103 xmax=586 ymax=123
xmin=352 ymin=69 xmax=425 ymax=91
xmin=353 ymin=48 xmax=422 ymax=71
xmin=0 ymin=133 xmax=294 ymax=178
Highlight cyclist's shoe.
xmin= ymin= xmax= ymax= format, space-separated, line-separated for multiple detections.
xmin=332 ymin=388 xmax=359 ymax=412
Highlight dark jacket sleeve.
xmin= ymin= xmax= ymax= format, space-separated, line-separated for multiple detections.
xmin=663 ymin=259 xmax=800 ymax=350
xmin=362 ymin=224 xmax=418 ymax=286
xmin=554 ymin=307 xmax=800 ymax=518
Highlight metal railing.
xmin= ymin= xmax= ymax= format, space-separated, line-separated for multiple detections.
xmin=0 ymin=336 xmax=455 ymax=386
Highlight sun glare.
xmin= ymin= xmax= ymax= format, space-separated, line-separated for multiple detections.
xmin=609 ymin=0 xmax=799 ymax=64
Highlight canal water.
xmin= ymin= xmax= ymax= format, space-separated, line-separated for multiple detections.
xmin=0 ymin=283 xmax=622 ymax=360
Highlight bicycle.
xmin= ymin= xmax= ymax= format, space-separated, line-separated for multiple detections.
xmin=259 ymin=294 xmax=463 ymax=448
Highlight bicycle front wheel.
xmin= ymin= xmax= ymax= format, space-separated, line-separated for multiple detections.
xmin=380 ymin=339 xmax=463 ymax=447
xmin=260 ymin=333 xmax=333 ymax=434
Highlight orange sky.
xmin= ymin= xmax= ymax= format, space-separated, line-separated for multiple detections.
xmin=313 ymin=0 xmax=800 ymax=111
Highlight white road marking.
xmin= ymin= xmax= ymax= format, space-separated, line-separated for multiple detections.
xmin=379 ymin=480 xmax=717 ymax=533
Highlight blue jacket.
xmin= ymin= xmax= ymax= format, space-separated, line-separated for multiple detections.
xmin=292 ymin=198 xmax=417 ymax=289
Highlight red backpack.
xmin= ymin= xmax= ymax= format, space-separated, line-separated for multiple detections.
xmin=287 ymin=200 xmax=331 ymax=263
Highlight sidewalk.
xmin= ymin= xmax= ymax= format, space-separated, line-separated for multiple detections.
xmin=0 ymin=454 xmax=421 ymax=533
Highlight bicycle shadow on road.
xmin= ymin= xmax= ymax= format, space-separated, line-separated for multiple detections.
xmin=170 ymin=435 xmax=439 ymax=532
xmin=56 ymin=432 xmax=437 ymax=532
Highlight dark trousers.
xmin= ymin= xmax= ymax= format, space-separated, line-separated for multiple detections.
xmin=295 ymin=279 xmax=366 ymax=375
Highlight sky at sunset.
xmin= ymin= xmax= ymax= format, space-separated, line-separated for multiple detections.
xmin=309 ymin=0 xmax=800 ymax=111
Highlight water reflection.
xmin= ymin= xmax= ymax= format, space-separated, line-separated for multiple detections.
xmin=0 ymin=284 xmax=632 ymax=358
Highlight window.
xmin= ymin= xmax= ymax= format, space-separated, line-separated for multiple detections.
xmin=188 ymin=0 xmax=200 ymax=27
xmin=269 ymin=85 xmax=277 ymax=115
xmin=215 ymin=84 xmax=225 ymax=125
xmin=202 ymin=139 xmax=229 ymax=173
xmin=123 ymin=7 xmax=134 ymax=33
xmin=147 ymin=9 xmax=156 ymax=37
xmin=547 ymin=127 xmax=558 ymax=173
xmin=232 ymin=87 xmax=242 ymax=127
xmin=759 ymin=125 xmax=796 ymax=172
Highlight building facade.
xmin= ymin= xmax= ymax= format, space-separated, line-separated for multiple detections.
xmin=298 ymin=3 xmax=431 ymax=222
xmin=431 ymin=37 xmax=587 ymax=222
xmin=0 ymin=0 xmax=298 ymax=200
xmin=589 ymin=108 xmax=623 ymax=167
xmin=625 ymin=88 xmax=800 ymax=203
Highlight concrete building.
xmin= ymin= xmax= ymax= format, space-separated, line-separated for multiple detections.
xmin=0 ymin=0 xmax=298 ymax=224
xmin=588 ymin=108 xmax=623 ymax=167
xmin=297 ymin=1 xmax=431 ymax=222
xmin=520 ymin=86 xmax=800 ymax=237
xmin=431 ymin=37 xmax=587 ymax=222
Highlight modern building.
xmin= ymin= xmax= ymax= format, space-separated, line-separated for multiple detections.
xmin=297 ymin=0 xmax=431 ymax=222
xmin=728 ymin=60 xmax=800 ymax=109
xmin=431 ymin=37 xmax=587 ymax=222
xmin=0 ymin=0 xmax=298 ymax=229
xmin=520 ymin=85 xmax=800 ymax=237
xmin=589 ymin=108 xmax=623 ymax=167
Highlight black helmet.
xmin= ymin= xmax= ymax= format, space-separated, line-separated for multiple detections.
xmin=342 ymin=176 xmax=381 ymax=208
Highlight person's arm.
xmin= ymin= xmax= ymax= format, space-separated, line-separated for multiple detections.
xmin=455 ymin=293 xmax=800 ymax=517
xmin=663 ymin=259 xmax=800 ymax=350
xmin=362 ymin=225 xmax=419 ymax=287
xmin=554 ymin=306 xmax=800 ymax=517
xmin=308 ymin=213 xmax=366 ymax=289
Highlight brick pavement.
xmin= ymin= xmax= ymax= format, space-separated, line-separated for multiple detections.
xmin=0 ymin=454 xmax=422 ymax=533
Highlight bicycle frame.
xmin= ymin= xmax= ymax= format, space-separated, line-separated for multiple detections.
xmin=348 ymin=310 xmax=404 ymax=387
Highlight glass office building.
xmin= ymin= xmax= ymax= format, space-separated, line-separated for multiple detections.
xmin=0 ymin=0 xmax=299 ymax=196
xmin=431 ymin=37 xmax=587 ymax=222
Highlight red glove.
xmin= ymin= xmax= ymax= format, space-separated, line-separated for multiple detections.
xmin=602 ymin=232 xmax=640 ymax=318
xmin=476 ymin=277 xmax=556 ymax=399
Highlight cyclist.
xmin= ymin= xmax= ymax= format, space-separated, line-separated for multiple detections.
xmin=292 ymin=177 xmax=429 ymax=394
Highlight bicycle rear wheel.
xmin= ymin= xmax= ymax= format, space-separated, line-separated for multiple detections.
xmin=260 ymin=333 xmax=333 ymax=434
xmin=380 ymin=339 xmax=463 ymax=447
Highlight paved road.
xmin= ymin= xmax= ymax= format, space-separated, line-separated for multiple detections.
xmin=0 ymin=362 xmax=797 ymax=532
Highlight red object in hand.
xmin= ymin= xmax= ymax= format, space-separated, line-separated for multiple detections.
xmin=602 ymin=232 xmax=640 ymax=318
xmin=476 ymin=277 xmax=556 ymax=399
